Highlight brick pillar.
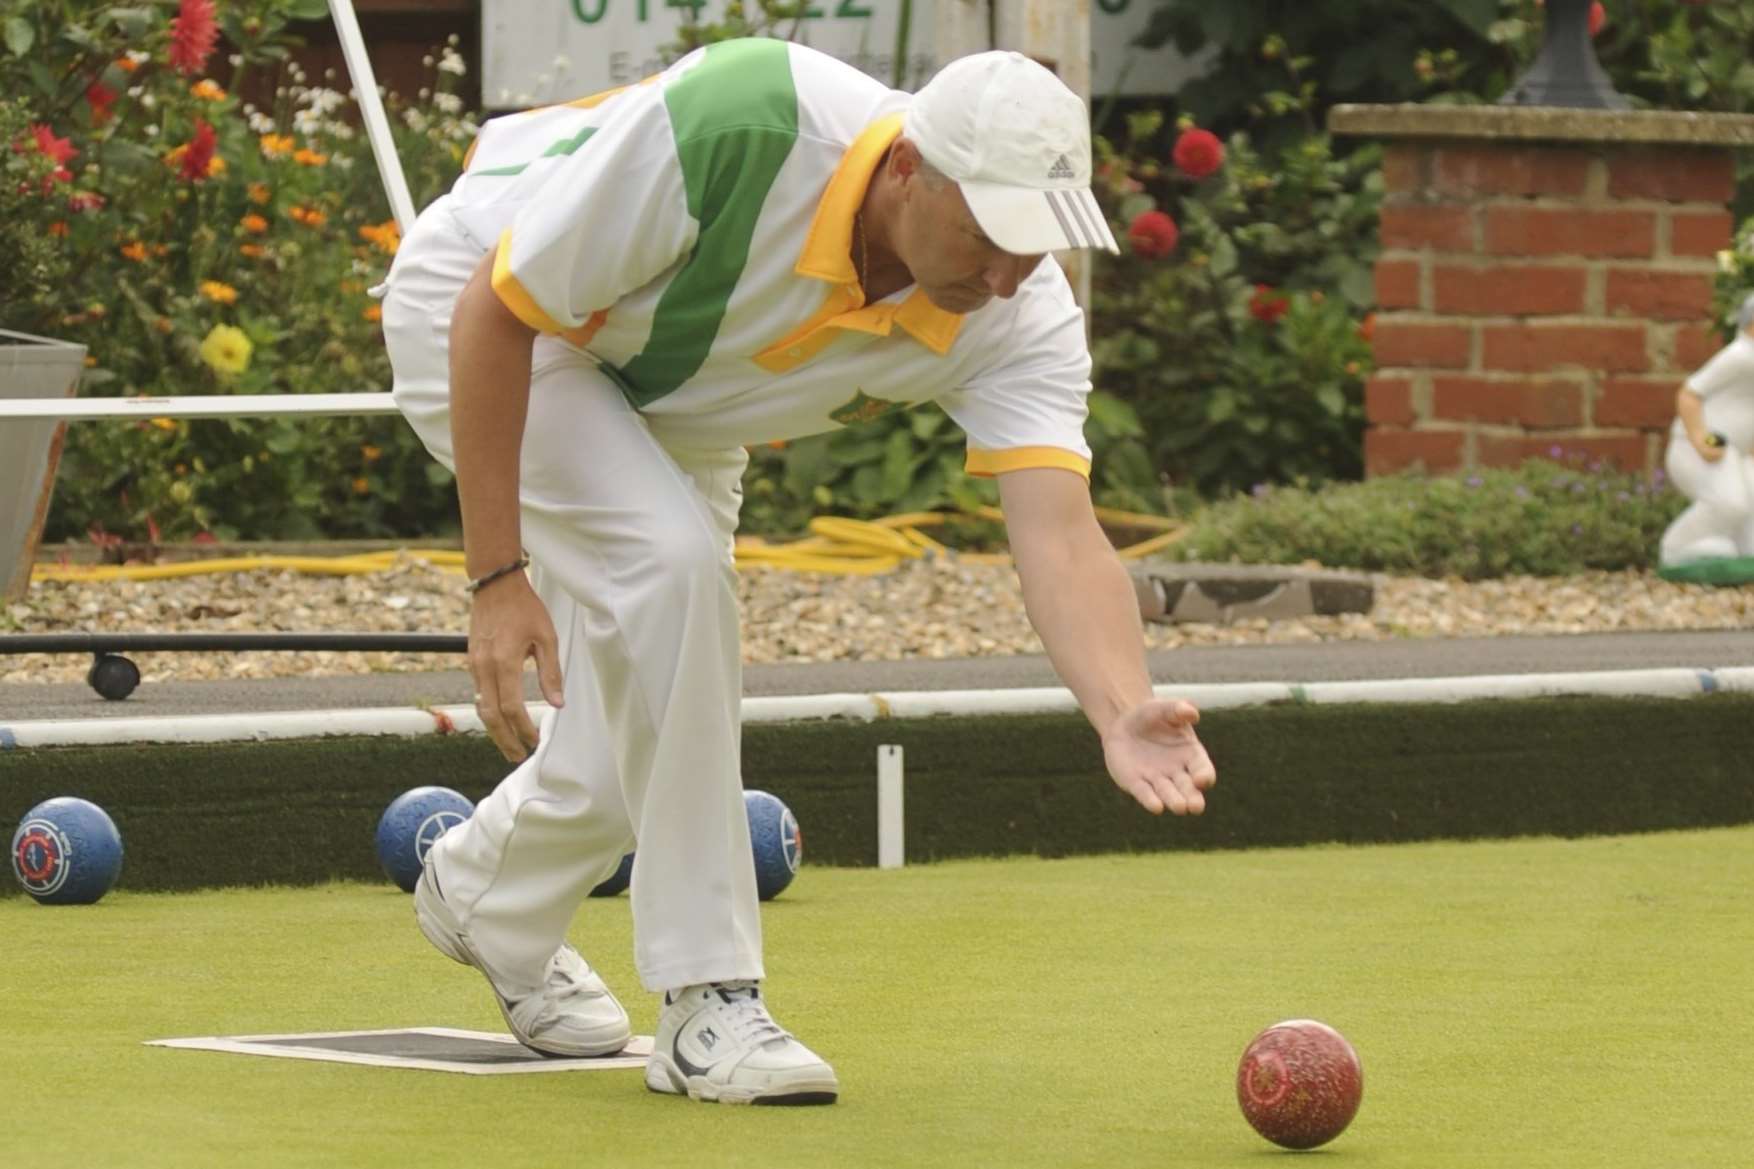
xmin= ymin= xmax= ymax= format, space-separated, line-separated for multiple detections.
xmin=1329 ymin=104 xmax=1754 ymax=477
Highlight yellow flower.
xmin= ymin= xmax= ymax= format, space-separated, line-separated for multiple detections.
xmin=149 ymin=417 xmax=177 ymax=431
xmin=293 ymin=148 xmax=328 ymax=167
xmin=260 ymin=134 xmax=295 ymax=158
xmin=352 ymin=477 xmax=370 ymax=495
xmin=198 ymin=324 xmax=253 ymax=377
xmin=199 ymin=281 xmax=239 ymax=305
xmin=362 ymin=304 xmax=382 ymax=323
xmin=208 ymin=156 xmax=227 ymax=177
xmin=241 ymin=213 xmax=268 ymax=234
xmin=248 ymin=182 xmax=271 ymax=205
xmin=190 ymin=80 xmax=227 ymax=101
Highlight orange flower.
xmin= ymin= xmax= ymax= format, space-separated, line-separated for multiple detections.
xmin=288 ymin=205 xmax=327 ymax=228
xmin=241 ymin=213 xmax=268 ymax=234
xmin=189 ymin=79 xmax=227 ymax=101
xmin=362 ymin=304 xmax=382 ymax=323
xmin=358 ymin=220 xmax=400 ymax=255
xmin=199 ymin=280 xmax=239 ymax=305
xmin=115 ymin=56 xmax=139 ymax=74
xmin=240 ymin=243 xmax=265 ymax=258
xmin=48 ymin=221 xmax=68 ymax=237
xmin=292 ymin=148 xmax=328 ymax=167
xmin=360 ymin=444 xmax=383 ymax=462
xmin=259 ymin=134 xmax=294 ymax=158
xmin=352 ymin=477 xmax=370 ymax=495
xmin=247 ymin=182 xmax=271 ymax=205
xmin=120 ymin=241 xmax=148 ymax=262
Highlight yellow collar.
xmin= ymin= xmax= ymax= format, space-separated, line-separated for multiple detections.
xmin=794 ymin=114 xmax=964 ymax=356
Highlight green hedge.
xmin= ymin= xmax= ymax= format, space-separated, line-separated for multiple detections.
xmin=6 ymin=695 xmax=1753 ymax=896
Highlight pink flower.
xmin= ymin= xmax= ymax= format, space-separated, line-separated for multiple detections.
xmin=1128 ymin=210 xmax=1179 ymax=260
xmin=1589 ymin=2 xmax=1607 ymax=37
xmin=168 ymin=0 xmax=219 ymax=77
xmin=1172 ymin=128 xmax=1224 ymax=180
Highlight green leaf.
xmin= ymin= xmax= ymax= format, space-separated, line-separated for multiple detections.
xmin=4 ymin=17 xmax=34 ymax=56
xmin=423 ymin=463 xmax=454 ymax=486
xmin=908 ymin=407 xmax=945 ymax=440
xmin=879 ymin=428 xmax=916 ymax=499
xmin=1206 ymin=389 xmax=1237 ymax=424
xmin=1315 ymin=384 xmax=1348 ymax=417
xmin=1209 ymin=235 xmax=1238 ymax=279
xmin=105 ymin=7 xmax=155 ymax=36
xmin=285 ymin=0 xmax=333 ymax=19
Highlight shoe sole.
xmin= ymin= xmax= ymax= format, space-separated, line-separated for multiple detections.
xmin=414 ymin=872 xmax=632 ymax=1059
xmin=645 ymin=1052 xmax=839 ymax=1105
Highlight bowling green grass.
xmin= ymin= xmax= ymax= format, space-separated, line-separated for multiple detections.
xmin=3 ymin=828 xmax=1752 ymax=1169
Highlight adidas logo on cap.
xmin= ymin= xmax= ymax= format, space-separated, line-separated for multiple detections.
xmin=1047 ymin=154 xmax=1076 ymax=181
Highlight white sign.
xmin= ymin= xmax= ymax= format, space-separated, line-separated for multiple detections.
xmin=481 ymin=0 xmax=1205 ymax=108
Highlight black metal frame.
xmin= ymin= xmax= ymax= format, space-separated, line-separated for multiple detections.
xmin=0 ymin=633 xmax=467 ymax=701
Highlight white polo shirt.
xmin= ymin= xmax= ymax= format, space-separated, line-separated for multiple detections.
xmin=442 ymin=37 xmax=1092 ymax=478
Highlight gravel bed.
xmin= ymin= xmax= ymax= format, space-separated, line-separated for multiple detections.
xmin=5 ymin=555 xmax=1754 ymax=686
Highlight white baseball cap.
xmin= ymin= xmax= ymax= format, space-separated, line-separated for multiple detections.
xmin=903 ymin=51 xmax=1119 ymax=256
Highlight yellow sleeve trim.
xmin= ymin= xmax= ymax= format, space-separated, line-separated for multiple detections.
xmin=965 ymin=446 xmax=1092 ymax=480
xmin=490 ymin=228 xmax=569 ymax=334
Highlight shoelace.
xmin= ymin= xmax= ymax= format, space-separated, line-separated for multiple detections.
xmin=710 ymin=981 xmax=791 ymax=1046
xmin=543 ymin=947 xmax=602 ymax=1001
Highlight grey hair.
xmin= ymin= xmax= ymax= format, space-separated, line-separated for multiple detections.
xmin=1738 ymin=291 xmax=1754 ymax=332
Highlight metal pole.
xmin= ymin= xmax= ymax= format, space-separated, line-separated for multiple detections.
xmin=328 ymin=0 xmax=419 ymax=231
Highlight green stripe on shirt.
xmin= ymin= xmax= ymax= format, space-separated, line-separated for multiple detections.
xmin=614 ymin=38 xmax=800 ymax=406
xmin=470 ymin=126 xmax=600 ymax=177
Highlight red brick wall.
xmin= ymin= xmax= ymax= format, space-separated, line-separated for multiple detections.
xmin=1364 ymin=140 xmax=1734 ymax=477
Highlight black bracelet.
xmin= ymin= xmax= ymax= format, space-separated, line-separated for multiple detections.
xmin=465 ymin=554 xmax=531 ymax=594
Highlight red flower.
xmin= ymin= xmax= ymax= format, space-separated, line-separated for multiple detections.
xmin=179 ymin=119 xmax=217 ymax=182
xmin=1589 ymin=2 xmax=1606 ymax=36
xmin=1249 ymin=284 xmax=1291 ymax=325
xmin=1172 ymin=128 xmax=1225 ymax=180
xmin=168 ymin=0 xmax=219 ymax=77
xmin=29 ymin=124 xmax=77 ymax=167
xmin=1128 ymin=210 xmax=1179 ymax=260
xmin=86 ymin=82 xmax=118 ymax=124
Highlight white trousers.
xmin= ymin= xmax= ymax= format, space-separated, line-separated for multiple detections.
xmin=381 ymin=199 xmax=763 ymax=993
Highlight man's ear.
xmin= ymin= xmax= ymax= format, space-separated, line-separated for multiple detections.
xmin=891 ymin=137 xmax=922 ymax=183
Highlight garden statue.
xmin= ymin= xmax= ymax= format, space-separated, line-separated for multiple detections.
xmin=1658 ymin=292 xmax=1754 ymax=584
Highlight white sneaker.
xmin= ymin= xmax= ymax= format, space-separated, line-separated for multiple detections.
xmin=646 ymin=981 xmax=838 ymax=1105
xmin=413 ymin=857 xmax=632 ymax=1057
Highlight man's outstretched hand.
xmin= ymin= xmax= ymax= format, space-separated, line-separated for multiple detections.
xmin=1102 ymin=697 xmax=1217 ymax=816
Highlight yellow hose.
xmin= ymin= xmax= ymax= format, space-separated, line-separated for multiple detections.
xmin=33 ymin=508 xmax=1183 ymax=582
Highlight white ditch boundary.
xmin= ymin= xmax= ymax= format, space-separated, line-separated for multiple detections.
xmin=5 ymin=667 xmax=1754 ymax=750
